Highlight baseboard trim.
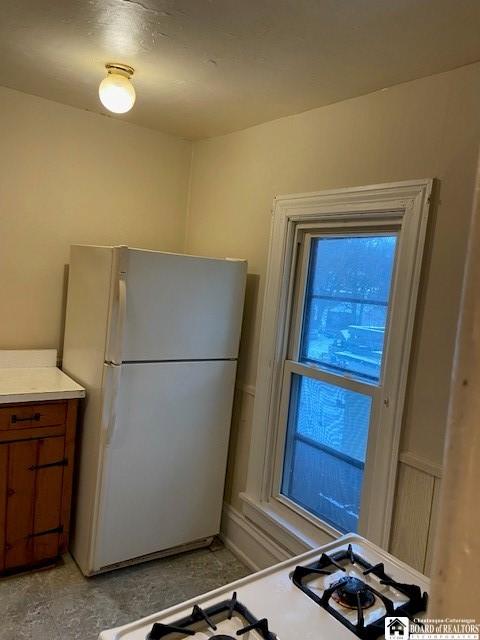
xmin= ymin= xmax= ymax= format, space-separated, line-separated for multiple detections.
xmin=220 ymin=503 xmax=291 ymax=571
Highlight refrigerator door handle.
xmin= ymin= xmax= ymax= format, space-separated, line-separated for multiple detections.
xmin=109 ymin=273 xmax=127 ymax=366
xmin=104 ymin=364 xmax=122 ymax=446
xmin=106 ymin=245 xmax=128 ymax=366
xmin=116 ymin=274 xmax=127 ymax=364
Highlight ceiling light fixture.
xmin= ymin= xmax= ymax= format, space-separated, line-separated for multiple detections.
xmin=99 ymin=63 xmax=136 ymax=114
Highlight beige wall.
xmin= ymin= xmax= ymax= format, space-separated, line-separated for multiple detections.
xmin=0 ymin=86 xmax=192 ymax=353
xmin=185 ymin=63 xmax=480 ymax=570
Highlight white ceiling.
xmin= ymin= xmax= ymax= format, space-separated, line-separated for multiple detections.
xmin=1 ymin=1 xmax=480 ymax=139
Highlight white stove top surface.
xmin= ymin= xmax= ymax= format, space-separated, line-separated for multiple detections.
xmin=99 ymin=534 xmax=430 ymax=640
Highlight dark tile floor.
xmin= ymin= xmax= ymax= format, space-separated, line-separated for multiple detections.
xmin=0 ymin=542 xmax=251 ymax=640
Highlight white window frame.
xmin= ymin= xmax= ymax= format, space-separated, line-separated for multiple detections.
xmin=241 ymin=179 xmax=432 ymax=550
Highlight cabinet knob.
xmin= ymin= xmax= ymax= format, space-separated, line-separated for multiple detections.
xmin=6 ymin=488 xmax=15 ymax=497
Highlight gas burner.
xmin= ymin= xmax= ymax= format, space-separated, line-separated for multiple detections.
xmin=331 ymin=576 xmax=376 ymax=610
xmin=147 ymin=592 xmax=277 ymax=639
xmin=292 ymin=544 xmax=428 ymax=640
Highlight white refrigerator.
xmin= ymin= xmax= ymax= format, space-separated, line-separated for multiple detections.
xmin=62 ymin=245 xmax=247 ymax=576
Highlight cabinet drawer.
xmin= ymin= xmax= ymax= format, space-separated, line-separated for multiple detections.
xmin=0 ymin=402 xmax=67 ymax=430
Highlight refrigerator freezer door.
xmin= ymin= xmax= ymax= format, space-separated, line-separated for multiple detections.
xmin=92 ymin=360 xmax=237 ymax=571
xmin=122 ymin=249 xmax=246 ymax=362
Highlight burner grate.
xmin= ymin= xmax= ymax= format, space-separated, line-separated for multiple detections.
xmin=147 ymin=591 xmax=277 ymax=639
xmin=292 ymin=544 xmax=428 ymax=640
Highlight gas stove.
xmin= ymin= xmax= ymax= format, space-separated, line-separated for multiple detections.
xmin=99 ymin=534 xmax=429 ymax=640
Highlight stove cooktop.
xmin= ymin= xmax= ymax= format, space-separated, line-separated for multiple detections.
xmin=99 ymin=534 xmax=430 ymax=640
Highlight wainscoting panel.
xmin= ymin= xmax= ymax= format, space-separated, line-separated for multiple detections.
xmin=389 ymin=460 xmax=441 ymax=573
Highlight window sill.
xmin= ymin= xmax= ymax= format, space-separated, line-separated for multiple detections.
xmin=240 ymin=492 xmax=339 ymax=556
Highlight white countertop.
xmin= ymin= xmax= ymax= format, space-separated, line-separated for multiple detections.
xmin=0 ymin=350 xmax=85 ymax=404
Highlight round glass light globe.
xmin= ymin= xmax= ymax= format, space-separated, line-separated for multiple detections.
xmin=99 ymin=73 xmax=136 ymax=113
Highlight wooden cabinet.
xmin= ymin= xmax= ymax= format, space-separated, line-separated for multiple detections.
xmin=0 ymin=398 xmax=78 ymax=574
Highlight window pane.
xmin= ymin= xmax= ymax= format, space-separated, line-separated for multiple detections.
xmin=300 ymin=235 xmax=397 ymax=381
xmin=281 ymin=374 xmax=372 ymax=532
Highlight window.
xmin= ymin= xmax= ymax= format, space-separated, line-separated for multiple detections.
xmin=243 ymin=181 xmax=432 ymax=548
xmin=280 ymin=234 xmax=397 ymax=533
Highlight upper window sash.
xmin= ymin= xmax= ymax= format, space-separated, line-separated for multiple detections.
xmin=288 ymin=226 xmax=400 ymax=386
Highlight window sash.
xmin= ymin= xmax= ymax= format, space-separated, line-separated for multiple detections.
xmin=272 ymin=359 xmax=380 ymax=532
xmin=289 ymin=229 xmax=399 ymax=377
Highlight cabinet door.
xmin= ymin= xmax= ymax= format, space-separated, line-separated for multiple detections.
xmin=0 ymin=445 xmax=7 ymax=572
xmin=2 ymin=437 xmax=65 ymax=571
xmin=4 ymin=440 xmax=37 ymax=569
xmin=31 ymin=437 xmax=65 ymax=563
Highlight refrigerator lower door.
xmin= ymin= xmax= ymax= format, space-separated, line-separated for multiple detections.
xmin=92 ymin=360 xmax=237 ymax=571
